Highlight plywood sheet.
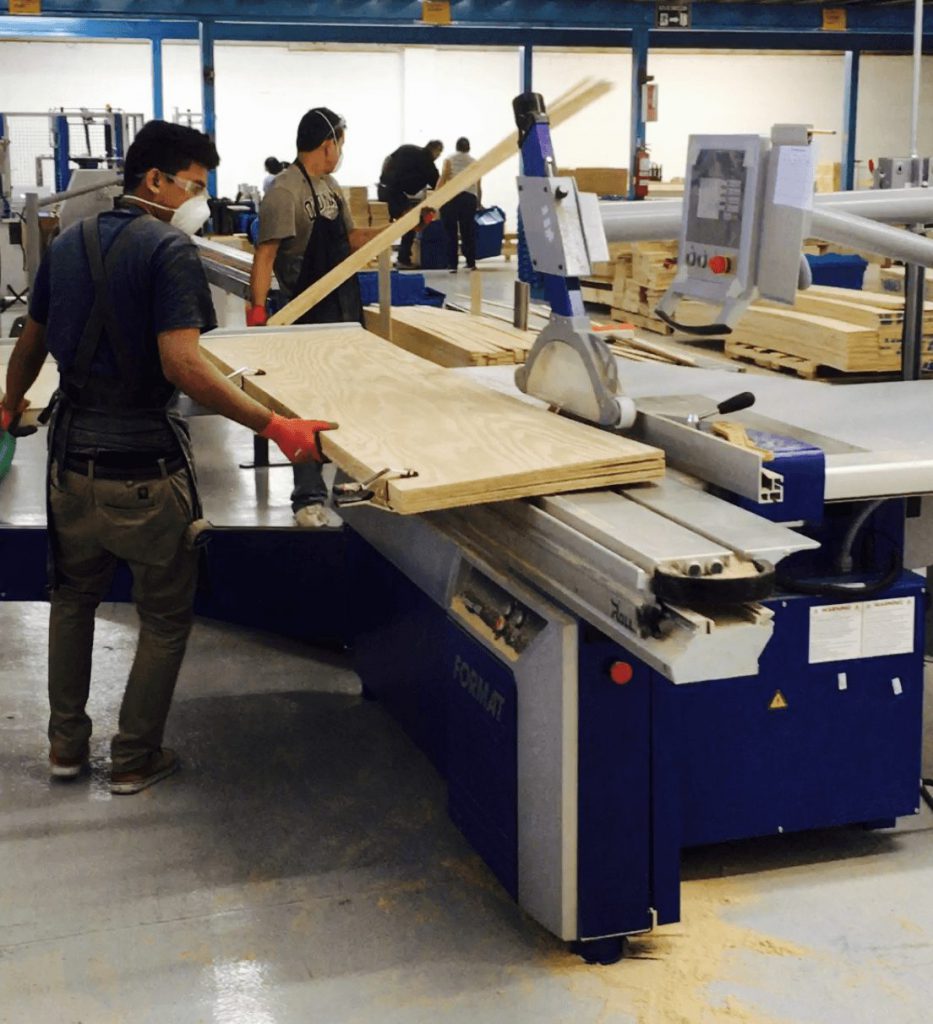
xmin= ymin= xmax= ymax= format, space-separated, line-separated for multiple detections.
xmin=201 ymin=326 xmax=664 ymax=514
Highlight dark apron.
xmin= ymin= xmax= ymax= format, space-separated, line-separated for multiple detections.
xmin=293 ymin=163 xmax=362 ymax=325
xmin=45 ymin=212 xmax=204 ymax=586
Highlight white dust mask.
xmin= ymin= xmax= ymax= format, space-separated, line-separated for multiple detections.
xmin=170 ymin=195 xmax=211 ymax=235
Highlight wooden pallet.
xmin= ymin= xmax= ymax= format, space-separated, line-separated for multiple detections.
xmin=611 ymin=309 xmax=674 ymax=336
xmin=725 ymin=339 xmax=828 ymax=380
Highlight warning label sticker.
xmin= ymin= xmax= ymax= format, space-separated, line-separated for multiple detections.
xmin=809 ymin=597 xmax=914 ymax=664
xmin=769 ymin=690 xmax=788 ymax=711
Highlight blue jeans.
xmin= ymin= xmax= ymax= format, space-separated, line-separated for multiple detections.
xmin=291 ymin=461 xmax=327 ymax=512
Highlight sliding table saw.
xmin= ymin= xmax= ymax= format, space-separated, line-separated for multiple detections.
xmin=338 ymin=95 xmax=933 ymax=962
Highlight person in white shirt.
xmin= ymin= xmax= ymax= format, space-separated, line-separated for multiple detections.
xmin=437 ymin=137 xmax=481 ymax=272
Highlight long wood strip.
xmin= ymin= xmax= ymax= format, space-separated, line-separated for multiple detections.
xmin=200 ymin=326 xmax=663 ymax=513
xmin=268 ymin=78 xmax=614 ymax=326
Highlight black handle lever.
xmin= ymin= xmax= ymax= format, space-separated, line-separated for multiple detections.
xmin=715 ymin=391 xmax=755 ymax=417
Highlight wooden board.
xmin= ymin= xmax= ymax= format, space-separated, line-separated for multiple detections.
xmin=363 ymin=305 xmax=536 ymax=367
xmin=200 ymin=326 xmax=664 ymax=514
xmin=0 ymin=359 xmax=58 ymax=427
xmin=268 ymin=78 xmax=614 ymax=326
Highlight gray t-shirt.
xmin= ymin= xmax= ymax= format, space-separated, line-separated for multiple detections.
xmin=258 ymin=162 xmax=355 ymax=298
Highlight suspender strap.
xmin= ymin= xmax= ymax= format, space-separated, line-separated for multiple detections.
xmin=70 ymin=214 xmax=151 ymax=390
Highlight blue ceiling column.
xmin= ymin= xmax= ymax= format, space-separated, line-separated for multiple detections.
xmin=199 ymin=18 xmax=217 ymax=196
xmin=629 ymin=26 xmax=648 ymax=201
xmin=151 ymin=35 xmax=164 ymax=120
xmin=841 ymin=49 xmax=861 ymax=192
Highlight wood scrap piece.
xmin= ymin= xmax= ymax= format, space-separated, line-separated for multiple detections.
xmin=363 ymin=305 xmax=536 ymax=367
xmin=200 ymin=326 xmax=664 ymax=513
xmin=268 ymin=78 xmax=614 ymax=326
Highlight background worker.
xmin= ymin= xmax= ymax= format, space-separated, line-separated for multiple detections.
xmin=378 ymin=139 xmax=443 ymax=269
xmin=1 ymin=121 xmax=336 ymax=795
xmin=438 ymin=136 xmax=480 ymax=272
xmin=247 ymin=106 xmax=379 ymax=529
xmin=262 ymin=156 xmax=283 ymax=194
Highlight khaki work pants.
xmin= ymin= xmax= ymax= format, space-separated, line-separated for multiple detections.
xmin=47 ymin=462 xmax=198 ymax=773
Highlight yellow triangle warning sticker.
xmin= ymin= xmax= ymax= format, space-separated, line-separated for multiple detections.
xmin=769 ymin=690 xmax=789 ymax=711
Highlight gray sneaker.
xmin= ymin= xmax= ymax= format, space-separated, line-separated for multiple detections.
xmin=293 ymin=504 xmax=343 ymax=529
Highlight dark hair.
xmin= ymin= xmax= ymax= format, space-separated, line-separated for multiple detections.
xmin=123 ymin=120 xmax=219 ymax=192
xmin=456 ymin=137 xmax=470 ymax=153
xmin=296 ymin=107 xmax=345 ymax=152
xmin=264 ymin=156 xmax=281 ymax=174
xmin=427 ymin=139 xmax=443 ymax=154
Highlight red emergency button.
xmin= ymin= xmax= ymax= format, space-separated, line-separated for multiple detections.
xmin=609 ymin=661 xmax=634 ymax=685
xmin=708 ymin=255 xmax=732 ymax=275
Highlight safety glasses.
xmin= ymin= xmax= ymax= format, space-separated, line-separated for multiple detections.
xmin=164 ymin=172 xmax=208 ymax=197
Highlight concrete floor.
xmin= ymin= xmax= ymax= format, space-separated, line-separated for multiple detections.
xmin=2 ymin=600 xmax=933 ymax=1024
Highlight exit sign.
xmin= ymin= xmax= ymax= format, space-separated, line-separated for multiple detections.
xmin=656 ymin=2 xmax=690 ymax=28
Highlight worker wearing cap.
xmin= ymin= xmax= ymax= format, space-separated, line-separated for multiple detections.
xmin=1 ymin=120 xmax=336 ymax=793
xmin=248 ymin=107 xmax=379 ymax=528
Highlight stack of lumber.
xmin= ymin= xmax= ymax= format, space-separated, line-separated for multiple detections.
xmin=814 ymin=162 xmax=841 ymax=193
xmin=205 ymin=233 xmax=254 ymax=253
xmin=342 ymin=186 xmax=370 ymax=225
xmin=608 ymin=241 xmax=679 ymax=332
xmin=200 ymin=326 xmax=665 ymax=513
xmin=368 ymin=201 xmax=390 ymax=228
xmin=559 ymin=167 xmax=629 ymax=196
xmin=363 ymin=304 xmax=535 ymax=367
xmin=877 ymin=265 xmax=933 ymax=301
xmin=722 ymin=285 xmax=933 ymax=377
xmin=579 ymin=242 xmax=633 ymax=310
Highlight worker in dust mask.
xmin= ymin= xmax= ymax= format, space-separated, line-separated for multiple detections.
xmin=1 ymin=119 xmax=336 ymax=794
xmin=248 ymin=106 xmax=380 ymax=528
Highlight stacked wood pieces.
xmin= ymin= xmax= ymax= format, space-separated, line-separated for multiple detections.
xmin=607 ymin=241 xmax=679 ymax=332
xmin=200 ymin=326 xmax=665 ymax=514
xmin=559 ymin=167 xmax=629 ymax=196
xmin=363 ymin=304 xmax=536 ymax=367
xmin=723 ymin=285 xmax=933 ymax=377
xmin=368 ymin=201 xmax=390 ymax=228
xmin=342 ymin=186 xmax=370 ymax=226
xmin=579 ymin=242 xmax=634 ymax=312
xmin=877 ymin=265 xmax=933 ymax=301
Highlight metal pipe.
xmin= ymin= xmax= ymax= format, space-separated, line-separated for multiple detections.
xmin=35 ymin=176 xmax=122 ymax=208
xmin=513 ymin=279 xmax=530 ymax=330
xmin=24 ymin=191 xmax=40 ymax=289
xmin=810 ymin=207 xmax=933 ymax=268
xmin=813 ymin=188 xmax=933 ymax=223
xmin=910 ymin=0 xmax=923 ymax=159
xmin=902 ymin=263 xmax=926 ymax=380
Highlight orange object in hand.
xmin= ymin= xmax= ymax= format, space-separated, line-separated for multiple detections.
xmin=260 ymin=413 xmax=338 ymax=463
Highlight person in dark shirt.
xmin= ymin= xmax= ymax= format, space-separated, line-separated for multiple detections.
xmin=378 ymin=140 xmax=442 ymax=268
xmin=2 ymin=120 xmax=336 ymax=794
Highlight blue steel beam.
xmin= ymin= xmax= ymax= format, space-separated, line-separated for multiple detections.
xmin=199 ymin=19 xmax=217 ymax=196
xmin=629 ymin=26 xmax=648 ymax=202
xmin=3 ymin=1 xmax=931 ymax=36
xmin=151 ymin=36 xmax=164 ymax=119
xmin=841 ymin=50 xmax=860 ymax=192
xmin=0 ymin=16 xmax=195 ymax=39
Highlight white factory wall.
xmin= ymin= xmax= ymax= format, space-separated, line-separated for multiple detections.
xmin=0 ymin=38 xmax=931 ymax=215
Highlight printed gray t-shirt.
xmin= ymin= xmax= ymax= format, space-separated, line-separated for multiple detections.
xmin=258 ymin=163 xmax=355 ymax=299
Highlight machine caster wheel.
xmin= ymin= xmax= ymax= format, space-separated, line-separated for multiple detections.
xmin=572 ymin=936 xmax=625 ymax=965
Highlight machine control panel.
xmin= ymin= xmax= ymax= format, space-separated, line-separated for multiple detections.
xmin=450 ymin=565 xmax=546 ymax=660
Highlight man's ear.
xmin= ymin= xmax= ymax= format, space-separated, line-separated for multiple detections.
xmin=143 ymin=167 xmax=161 ymax=194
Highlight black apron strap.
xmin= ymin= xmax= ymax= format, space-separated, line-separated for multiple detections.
xmin=71 ymin=214 xmax=151 ymax=390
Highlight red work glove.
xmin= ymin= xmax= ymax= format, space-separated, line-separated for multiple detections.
xmin=246 ymin=305 xmax=268 ymax=327
xmin=1 ymin=398 xmax=29 ymax=434
xmin=260 ymin=413 xmax=337 ymax=464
